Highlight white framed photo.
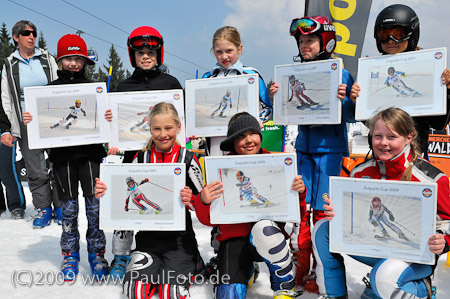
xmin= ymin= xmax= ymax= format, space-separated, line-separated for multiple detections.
xmin=329 ymin=177 xmax=437 ymax=265
xmin=99 ymin=163 xmax=186 ymax=231
xmin=273 ymin=58 xmax=342 ymax=125
xmin=24 ymin=83 xmax=110 ymax=149
xmin=205 ymin=153 xmax=300 ymax=224
xmin=185 ymin=74 xmax=259 ymax=137
xmin=356 ymin=48 xmax=447 ymax=120
xmin=108 ymin=90 xmax=186 ymax=150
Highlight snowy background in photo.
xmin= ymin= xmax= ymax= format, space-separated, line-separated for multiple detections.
xmin=342 ymin=192 xmax=421 ymax=250
xmin=279 ymin=72 xmax=331 ymax=115
xmin=219 ymin=166 xmax=288 ymax=214
xmin=116 ymin=103 xmax=151 ymax=143
xmin=36 ymin=95 xmax=99 ymax=138
xmin=1 ymin=184 xmax=450 ymax=298
xmin=367 ymin=61 xmax=433 ymax=109
xmin=194 ymin=86 xmax=249 ymax=127
xmin=110 ymin=175 xmax=174 ymax=221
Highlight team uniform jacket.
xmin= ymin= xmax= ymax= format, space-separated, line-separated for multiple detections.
xmin=294 ymin=68 xmax=356 ymax=156
xmin=133 ymin=143 xmax=204 ymax=250
xmin=351 ymin=145 xmax=450 ymax=248
xmin=202 ymin=60 xmax=272 ymax=123
xmin=192 ymin=148 xmax=307 ymax=243
xmin=0 ymin=48 xmax=58 ymax=137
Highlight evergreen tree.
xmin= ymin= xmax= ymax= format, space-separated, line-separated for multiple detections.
xmin=84 ymin=64 xmax=96 ymax=82
xmin=37 ymin=31 xmax=47 ymax=50
xmin=0 ymin=22 xmax=14 ymax=68
xmin=100 ymin=44 xmax=125 ymax=91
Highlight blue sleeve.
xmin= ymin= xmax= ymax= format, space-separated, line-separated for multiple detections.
xmin=384 ymin=77 xmax=389 ymax=85
xmin=258 ymin=76 xmax=272 ymax=109
xmin=341 ymin=68 xmax=356 ymax=123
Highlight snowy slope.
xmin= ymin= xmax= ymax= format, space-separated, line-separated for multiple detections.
xmin=1 ymin=184 xmax=449 ymax=299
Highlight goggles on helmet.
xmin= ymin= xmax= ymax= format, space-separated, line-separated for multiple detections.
xmin=376 ymin=27 xmax=409 ymax=44
xmin=290 ymin=18 xmax=321 ymax=36
xmin=128 ymin=35 xmax=162 ymax=51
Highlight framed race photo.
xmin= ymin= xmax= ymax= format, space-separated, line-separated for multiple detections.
xmin=99 ymin=163 xmax=186 ymax=231
xmin=185 ymin=74 xmax=259 ymax=137
xmin=356 ymin=47 xmax=447 ymax=120
xmin=273 ymin=58 xmax=342 ymax=125
xmin=329 ymin=177 xmax=437 ymax=265
xmin=205 ymin=153 xmax=300 ymax=224
xmin=24 ymin=83 xmax=110 ymax=149
xmin=108 ymin=90 xmax=186 ymax=150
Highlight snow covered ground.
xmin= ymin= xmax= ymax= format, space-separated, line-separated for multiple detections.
xmin=1 ymin=184 xmax=449 ymax=299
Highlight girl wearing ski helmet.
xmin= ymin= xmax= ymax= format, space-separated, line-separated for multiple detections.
xmin=313 ymin=107 xmax=450 ymax=298
xmin=107 ymin=26 xmax=184 ymax=280
xmin=270 ymin=16 xmax=356 ymax=293
xmin=350 ymin=4 xmax=450 ymax=158
xmin=181 ymin=112 xmax=307 ymax=299
xmin=23 ymin=34 xmax=112 ymax=282
xmin=95 ymin=103 xmax=204 ymax=299
xmin=200 ymin=26 xmax=273 ymax=155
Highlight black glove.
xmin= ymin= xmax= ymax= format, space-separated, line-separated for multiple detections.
xmin=124 ymin=206 xmax=129 ymax=212
xmin=370 ymin=219 xmax=378 ymax=227
xmin=389 ymin=214 xmax=395 ymax=221
xmin=83 ymin=113 xmax=86 ymax=116
xmin=230 ymin=104 xmax=232 ymax=108
xmin=386 ymin=82 xmax=391 ymax=87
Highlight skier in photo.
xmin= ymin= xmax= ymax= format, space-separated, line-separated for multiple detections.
xmin=385 ymin=66 xmax=421 ymax=97
xmin=235 ymin=170 xmax=272 ymax=206
xmin=288 ymin=75 xmax=318 ymax=109
xmin=211 ymin=89 xmax=232 ymax=118
xmin=51 ymin=99 xmax=86 ymax=129
xmin=369 ymin=196 xmax=408 ymax=240
xmin=124 ymin=176 xmax=162 ymax=214
xmin=130 ymin=106 xmax=152 ymax=132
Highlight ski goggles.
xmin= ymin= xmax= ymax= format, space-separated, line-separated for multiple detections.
xmin=20 ymin=30 xmax=37 ymax=38
xmin=290 ymin=17 xmax=320 ymax=36
xmin=376 ymin=27 xmax=410 ymax=44
xmin=128 ymin=35 xmax=162 ymax=51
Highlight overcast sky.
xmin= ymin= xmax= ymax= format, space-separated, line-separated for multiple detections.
xmin=2 ymin=0 xmax=449 ymax=86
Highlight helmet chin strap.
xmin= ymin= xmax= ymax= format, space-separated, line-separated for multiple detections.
xmin=297 ymin=49 xmax=326 ymax=62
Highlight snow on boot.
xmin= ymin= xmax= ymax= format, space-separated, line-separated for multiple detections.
xmin=273 ymin=289 xmax=297 ymax=299
xmin=88 ymin=253 xmax=109 ymax=282
xmin=109 ymin=255 xmax=129 ymax=279
xmin=32 ymin=207 xmax=53 ymax=228
xmin=53 ymin=207 xmax=62 ymax=225
xmin=61 ymin=252 xmax=80 ymax=281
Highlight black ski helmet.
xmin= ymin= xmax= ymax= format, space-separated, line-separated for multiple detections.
xmin=126 ymin=177 xmax=135 ymax=185
xmin=374 ymin=4 xmax=420 ymax=54
xmin=289 ymin=75 xmax=296 ymax=83
xmin=388 ymin=66 xmax=395 ymax=74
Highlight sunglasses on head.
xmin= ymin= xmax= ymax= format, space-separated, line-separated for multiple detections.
xmin=290 ymin=18 xmax=320 ymax=36
xmin=20 ymin=30 xmax=37 ymax=37
xmin=377 ymin=27 xmax=409 ymax=44
xmin=128 ymin=35 xmax=162 ymax=51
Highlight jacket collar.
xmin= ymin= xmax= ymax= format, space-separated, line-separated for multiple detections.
xmin=212 ymin=59 xmax=244 ymax=76
xmin=375 ymin=145 xmax=412 ymax=179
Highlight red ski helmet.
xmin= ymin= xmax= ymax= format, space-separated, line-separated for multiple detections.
xmin=290 ymin=16 xmax=336 ymax=62
xmin=372 ymin=197 xmax=382 ymax=209
xmin=127 ymin=26 xmax=164 ymax=68
xmin=374 ymin=4 xmax=420 ymax=54
xmin=57 ymin=34 xmax=95 ymax=65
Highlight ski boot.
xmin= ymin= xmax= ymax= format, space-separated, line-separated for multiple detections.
xmin=50 ymin=124 xmax=58 ymax=129
xmin=273 ymin=289 xmax=297 ymax=299
xmin=53 ymin=207 xmax=62 ymax=225
xmin=154 ymin=207 xmax=163 ymax=215
xmin=210 ymin=112 xmax=215 ymax=118
xmin=304 ymin=270 xmax=319 ymax=294
xmin=10 ymin=208 xmax=25 ymax=220
xmin=130 ymin=126 xmax=135 ymax=132
xmin=309 ymin=101 xmax=319 ymax=107
xmin=139 ymin=206 xmax=148 ymax=214
xmin=88 ymin=252 xmax=109 ymax=282
xmin=109 ymin=255 xmax=130 ymax=279
xmin=61 ymin=252 xmax=80 ymax=281
xmin=397 ymin=91 xmax=407 ymax=97
xmin=381 ymin=229 xmax=390 ymax=238
xmin=413 ymin=91 xmax=422 ymax=97
xmin=32 ymin=207 xmax=53 ymax=228
xmin=219 ymin=111 xmax=225 ymax=117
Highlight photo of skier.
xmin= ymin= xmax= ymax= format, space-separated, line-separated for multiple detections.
xmin=211 ymin=89 xmax=232 ymax=118
xmin=385 ymin=66 xmax=421 ymax=97
xmin=129 ymin=105 xmax=152 ymax=132
xmin=235 ymin=170 xmax=273 ymax=207
xmin=124 ymin=176 xmax=162 ymax=215
xmin=369 ymin=196 xmax=408 ymax=240
xmin=341 ymin=191 xmax=421 ymax=250
xmin=287 ymin=74 xmax=319 ymax=109
xmin=50 ymin=99 xmax=86 ymax=129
